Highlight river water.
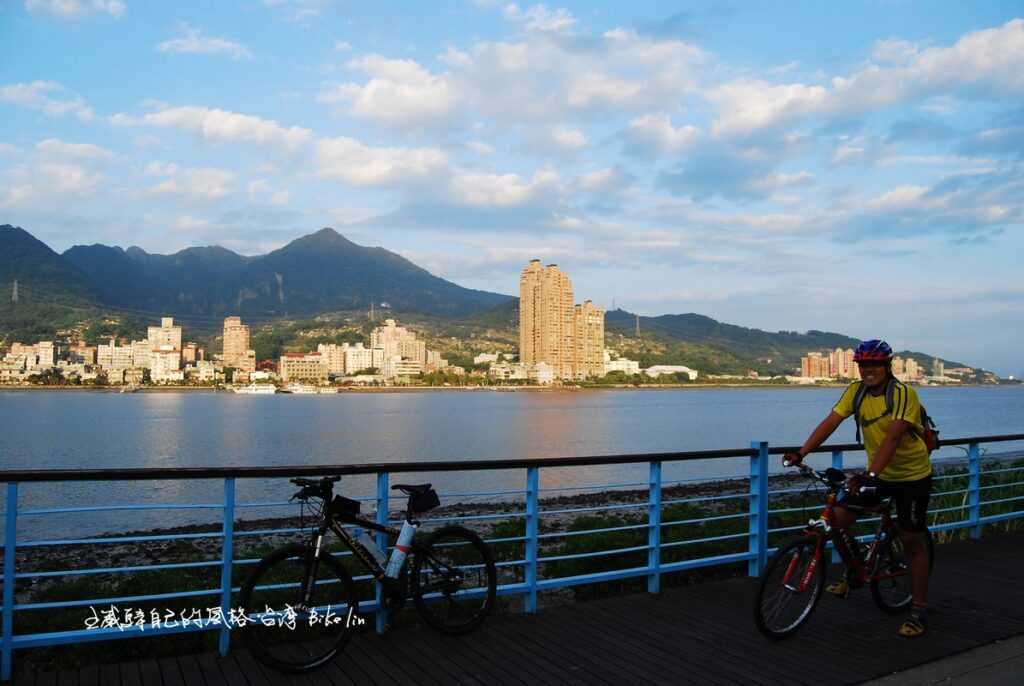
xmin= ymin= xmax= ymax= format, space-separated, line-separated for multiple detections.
xmin=1 ymin=386 xmax=1022 ymax=538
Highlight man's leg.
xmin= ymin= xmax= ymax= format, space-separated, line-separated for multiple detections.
xmin=899 ymin=528 xmax=929 ymax=606
xmin=827 ymin=505 xmax=859 ymax=596
xmin=895 ymin=476 xmax=932 ymax=637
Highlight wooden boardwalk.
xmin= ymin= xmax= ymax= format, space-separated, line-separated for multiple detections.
xmin=11 ymin=532 xmax=1024 ymax=685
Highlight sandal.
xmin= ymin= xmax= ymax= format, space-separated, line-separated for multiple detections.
xmin=826 ymin=579 xmax=850 ymax=598
xmin=898 ymin=609 xmax=928 ymax=637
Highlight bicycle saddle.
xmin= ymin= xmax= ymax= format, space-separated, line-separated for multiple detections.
xmin=391 ymin=483 xmax=432 ymax=495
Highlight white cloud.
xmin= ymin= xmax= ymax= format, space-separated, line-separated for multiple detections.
xmin=577 ymin=167 xmax=628 ymax=194
xmin=466 ymin=140 xmax=496 ymax=155
xmin=0 ymin=143 xmax=21 ymax=157
xmin=334 ymin=40 xmax=352 ymax=51
xmin=158 ymin=23 xmax=251 ymax=60
xmin=170 ymin=214 xmax=213 ymax=233
xmin=113 ymin=105 xmax=311 ymax=152
xmin=36 ymin=138 xmax=114 ymax=161
xmin=448 ymin=168 xmax=558 ymax=207
xmin=0 ymin=161 xmax=105 ymax=209
xmin=711 ymin=18 xmax=1024 ymax=137
xmin=144 ymin=162 xmax=235 ymax=202
xmin=316 ymin=137 xmax=447 ymax=186
xmin=320 ymin=55 xmax=458 ymax=130
xmin=624 ymin=113 xmax=700 ymax=156
xmin=248 ymin=179 xmax=290 ymax=206
xmin=0 ymin=81 xmax=94 ymax=121
xmin=263 ymin=0 xmax=331 ymax=22
xmin=503 ymin=4 xmax=577 ymax=34
xmin=24 ymin=0 xmax=124 ymax=19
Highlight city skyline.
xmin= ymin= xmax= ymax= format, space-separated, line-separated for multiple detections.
xmin=2 ymin=3 xmax=1022 ymax=375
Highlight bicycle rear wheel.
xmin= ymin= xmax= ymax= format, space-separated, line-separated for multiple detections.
xmin=239 ymin=544 xmax=359 ymax=673
xmin=411 ymin=525 xmax=496 ymax=635
xmin=754 ymin=537 xmax=825 ymax=639
xmin=871 ymin=528 xmax=934 ymax=613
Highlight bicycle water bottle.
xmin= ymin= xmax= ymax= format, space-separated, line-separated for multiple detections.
xmin=352 ymin=527 xmax=386 ymax=566
xmin=385 ymin=520 xmax=418 ymax=578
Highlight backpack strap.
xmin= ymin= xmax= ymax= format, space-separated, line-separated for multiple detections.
xmin=852 ymin=381 xmax=867 ymax=444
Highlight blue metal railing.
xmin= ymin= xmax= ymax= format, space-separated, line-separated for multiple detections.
xmin=2 ymin=433 xmax=1023 ymax=680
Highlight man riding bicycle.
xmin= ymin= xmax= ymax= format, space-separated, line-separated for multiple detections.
xmin=785 ymin=339 xmax=932 ymax=638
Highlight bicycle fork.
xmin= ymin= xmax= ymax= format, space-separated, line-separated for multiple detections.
xmin=782 ymin=544 xmax=821 ymax=593
xmin=301 ymin=531 xmax=327 ymax=607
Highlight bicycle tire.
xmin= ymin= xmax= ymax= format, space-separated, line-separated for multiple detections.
xmin=871 ymin=527 xmax=935 ymax=614
xmin=754 ymin=537 xmax=826 ymax=639
xmin=411 ymin=525 xmax=497 ymax=635
xmin=239 ymin=543 xmax=359 ymax=673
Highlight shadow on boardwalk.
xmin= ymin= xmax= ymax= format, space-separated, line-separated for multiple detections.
xmin=13 ymin=531 xmax=1024 ymax=685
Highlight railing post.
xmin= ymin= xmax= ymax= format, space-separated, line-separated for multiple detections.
xmin=831 ymin=451 xmax=843 ymax=563
xmin=524 ymin=466 xmax=539 ymax=613
xmin=648 ymin=461 xmax=661 ymax=593
xmin=748 ymin=441 xmax=768 ymax=577
xmin=375 ymin=472 xmax=389 ymax=634
xmin=2 ymin=483 xmax=17 ymax=682
xmin=218 ymin=478 xmax=235 ymax=657
xmin=968 ymin=442 xmax=981 ymax=539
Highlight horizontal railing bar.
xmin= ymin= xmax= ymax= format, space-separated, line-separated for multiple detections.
xmin=540 ymin=482 xmax=647 ymax=493
xmin=980 ymin=495 xmax=1024 ymax=506
xmin=661 ymin=492 xmax=749 ymax=506
xmin=436 ymin=490 xmax=528 ymax=498
xmin=933 ymin=488 xmax=970 ymax=496
xmin=539 ymin=544 xmax=649 ymax=564
xmin=14 ymin=587 xmax=221 ymax=610
xmin=18 ymin=532 xmax=223 ymax=548
xmin=18 ymin=503 xmax=223 ymax=515
xmin=537 ymin=522 xmax=648 ymax=540
xmin=16 ymin=559 xmax=221 ymax=579
xmin=540 ymin=502 xmax=647 ymax=516
xmin=0 ymin=446 xmax=765 ymax=482
xmin=980 ymin=466 xmax=1024 ymax=476
xmin=978 ymin=481 xmax=1024 ymax=491
xmin=659 ymin=532 xmax=748 ymax=548
xmin=661 ymin=512 xmax=749 ymax=527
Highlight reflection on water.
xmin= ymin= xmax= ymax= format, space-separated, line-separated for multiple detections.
xmin=1 ymin=387 xmax=1022 ymax=538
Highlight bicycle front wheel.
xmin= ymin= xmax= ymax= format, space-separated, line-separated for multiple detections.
xmin=239 ymin=544 xmax=359 ymax=673
xmin=411 ymin=525 xmax=497 ymax=635
xmin=754 ymin=537 xmax=825 ymax=639
xmin=871 ymin=528 xmax=934 ymax=613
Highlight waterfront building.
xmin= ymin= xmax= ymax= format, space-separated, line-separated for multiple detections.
xmin=800 ymin=352 xmax=830 ymax=379
xmin=344 ymin=343 xmax=377 ymax=375
xmin=425 ymin=349 xmax=447 ymax=372
xmin=182 ymin=342 xmax=201 ymax=364
xmin=131 ymin=340 xmax=152 ymax=369
xmin=279 ymin=353 xmax=327 ymax=382
xmin=519 ymin=260 xmax=604 ymax=380
xmin=371 ymin=319 xmax=426 ymax=364
xmin=572 ymin=300 xmax=605 ymax=379
xmin=932 ymin=358 xmax=944 ymax=378
xmin=488 ymin=362 xmax=529 ymax=381
xmin=98 ymin=338 xmax=134 ymax=371
xmin=386 ymin=357 xmax=423 ymax=379
xmin=148 ymin=317 xmax=182 ymax=351
xmin=644 ymin=365 xmax=699 ymax=381
xmin=222 ymin=317 xmax=255 ymax=374
xmin=317 ymin=343 xmax=347 ymax=374
xmin=150 ymin=347 xmax=183 ymax=383
xmin=474 ymin=352 xmax=500 ymax=365
xmin=528 ymin=362 xmax=555 ymax=385
xmin=68 ymin=342 xmax=97 ymax=365
xmin=35 ymin=341 xmax=56 ymax=367
xmin=604 ymin=357 xmax=640 ymax=375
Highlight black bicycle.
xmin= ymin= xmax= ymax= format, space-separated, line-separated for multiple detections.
xmin=238 ymin=476 xmax=497 ymax=673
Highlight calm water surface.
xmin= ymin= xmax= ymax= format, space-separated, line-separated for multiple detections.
xmin=1 ymin=387 xmax=1022 ymax=538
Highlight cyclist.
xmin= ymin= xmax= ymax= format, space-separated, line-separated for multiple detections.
xmin=785 ymin=339 xmax=932 ymax=638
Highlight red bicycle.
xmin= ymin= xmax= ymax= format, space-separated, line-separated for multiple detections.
xmin=754 ymin=462 xmax=934 ymax=639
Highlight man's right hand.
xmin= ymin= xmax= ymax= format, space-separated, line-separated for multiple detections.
xmin=783 ymin=451 xmax=803 ymax=467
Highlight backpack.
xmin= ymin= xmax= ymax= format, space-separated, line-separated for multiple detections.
xmin=852 ymin=378 xmax=939 ymax=453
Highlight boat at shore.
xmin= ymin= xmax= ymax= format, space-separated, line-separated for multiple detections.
xmin=232 ymin=383 xmax=277 ymax=394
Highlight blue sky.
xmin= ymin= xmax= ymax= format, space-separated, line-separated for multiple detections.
xmin=1 ymin=1 xmax=1022 ymax=376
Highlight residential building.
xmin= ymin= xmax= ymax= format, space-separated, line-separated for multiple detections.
xmin=800 ymin=352 xmax=830 ymax=379
xmin=279 ymin=353 xmax=327 ymax=382
xmin=644 ymin=365 xmax=699 ymax=381
xmin=222 ymin=317 xmax=254 ymax=374
xmin=488 ymin=362 xmax=529 ymax=381
xmin=932 ymin=358 xmax=944 ymax=378
xmin=131 ymin=340 xmax=152 ymax=369
xmin=182 ymin=342 xmax=200 ymax=364
xmin=528 ymin=362 xmax=555 ymax=385
xmin=572 ymin=300 xmax=605 ymax=379
xmin=344 ymin=343 xmax=377 ymax=375
xmin=35 ymin=341 xmax=56 ymax=367
xmin=98 ymin=339 xmax=134 ymax=370
xmin=371 ymin=319 xmax=426 ymax=363
xmin=150 ymin=347 xmax=183 ymax=383
xmin=317 ymin=343 xmax=348 ymax=374
xmin=474 ymin=353 xmax=500 ymax=365
xmin=148 ymin=317 xmax=182 ymax=351
xmin=605 ymin=358 xmax=640 ymax=375
xmin=519 ymin=260 xmax=605 ymax=380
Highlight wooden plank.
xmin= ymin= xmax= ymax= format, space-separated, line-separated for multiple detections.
xmin=194 ymin=653 xmax=230 ymax=686
xmin=117 ymin=662 xmax=143 ymax=686
xmin=230 ymin=650 xmax=272 ymax=686
xmin=137 ymin=660 xmax=162 ymax=686
xmin=175 ymin=655 xmax=207 ymax=686
xmin=98 ymin=663 xmax=121 ymax=686
xmin=157 ymin=657 xmax=185 ymax=686
xmin=77 ymin=665 xmax=100 ymax=686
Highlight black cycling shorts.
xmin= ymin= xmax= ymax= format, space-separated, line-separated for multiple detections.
xmin=844 ymin=475 xmax=932 ymax=533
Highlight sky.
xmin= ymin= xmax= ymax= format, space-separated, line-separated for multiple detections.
xmin=1 ymin=1 xmax=1022 ymax=376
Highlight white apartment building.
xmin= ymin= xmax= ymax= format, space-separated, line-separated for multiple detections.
xmin=97 ymin=339 xmax=134 ymax=370
xmin=474 ymin=353 xmax=500 ymax=365
xmin=528 ymin=362 xmax=555 ymax=385
xmin=150 ymin=347 xmax=183 ymax=383
xmin=644 ymin=365 xmax=699 ymax=381
xmin=131 ymin=340 xmax=152 ymax=369
xmin=605 ymin=358 xmax=640 ymax=375
xmin=35 ymin=341 xmax=56 ymax=367
xmin=488 ymin=362 xmax=529 ymax=381
xmin=280 ymin=353 xmax=327 ymax=382
xmin=148 ymin=317 xmax=182 ymax=350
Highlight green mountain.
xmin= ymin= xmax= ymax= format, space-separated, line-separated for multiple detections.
xmin=55 ymin=227 xmax=513 ymax=318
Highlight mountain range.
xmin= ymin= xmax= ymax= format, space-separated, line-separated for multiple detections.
xmin=1 ymin=224 xmax=512 ymax=318
xmin=0 ymin=224 xmax=975 ymax=374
